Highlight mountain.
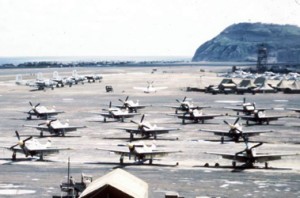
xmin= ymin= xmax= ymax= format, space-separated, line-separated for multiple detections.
xmin=192 ymin=23 xmax=300 ymax=63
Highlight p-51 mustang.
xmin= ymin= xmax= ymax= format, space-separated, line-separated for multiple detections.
xmin=2 ymin=131 xmax=70 ymax=161
xmin=115 ymin=96 xmax=147 ymax=113
xmin=166 ymin=96 xmax=210 ymax=114
xmin=170 ymin=109 xmax=223 ymax=124
xmin=236 ymin=110 xmax=288 ymax=125
xmin=134 ymin=81 xmax=167 ymax=93
xmin=119 ymin=114 xmax=179 ymax=140
xmin=26 ymin=102 xmax=64 ymax=120
xmin=97 ymin=142 xmax=180 ymax=164
xmin=23 ymin=119 xmax=86 ymax=137
xmin=205 ymin=142 xmax=298 ymax=168
xmin=99 ymin=102 xmax=140 ymax=122
xmin=200 ymin=118 xmax=273 ymax=143
xmin=225 ymin=98 xmax=270 ymax=115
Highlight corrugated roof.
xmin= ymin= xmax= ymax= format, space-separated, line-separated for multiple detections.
xmin=79 ymin=169 xmax=148 ymax=198
xmin=277 ymin=80 xmax=292 ymax=89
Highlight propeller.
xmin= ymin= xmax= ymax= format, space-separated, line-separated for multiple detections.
xmin=11 ymin=131 xmax=32 ymax=157
xmin=28 ymin=101 xmax=40 ymax=113
xmin=109 ymin=101 xmax=112 ymax=108
xmin=176 ymin=96 xmax=187 ymax=103
xmin=38 ymin=119 xmax=57 ymax=126
xmin=119 ymin=96 xmax=130 ymax=108
xmin=130 ymin=115 xmax=150 ymax=129
xmin=223 ymin=118 xmax=242 ymax=133
xmin=243 ymin=97 xmax=246 ymax=103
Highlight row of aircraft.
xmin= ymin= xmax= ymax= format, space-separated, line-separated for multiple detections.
xmin=3 ymin=97 xmax=300 ymax=167
xmin=16 ymin=70 xmax=102 ymax=91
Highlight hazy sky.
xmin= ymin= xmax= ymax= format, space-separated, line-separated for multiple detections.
xmin=0 ymin=0 xmax=299 ymax=57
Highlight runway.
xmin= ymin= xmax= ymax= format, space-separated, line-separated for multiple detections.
xmin=0 ymin=66 xmax=299 ymax=197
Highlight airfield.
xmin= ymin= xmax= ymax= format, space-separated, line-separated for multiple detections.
xmin=0 ymin=66 xmax=300 ymax=198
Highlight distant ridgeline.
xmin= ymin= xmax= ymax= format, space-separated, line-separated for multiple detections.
xmin=192 ymin=23 xmax=300 ymax=63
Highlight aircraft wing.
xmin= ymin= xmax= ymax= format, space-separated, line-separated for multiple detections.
xmin=96 ymin=148 xmax=130 ymax=156
xmin=193 ymin=114 xmax=223 ymax=119
xmin=242 ymin=130 xmax=273 ymax=136
xmin=287 ymin=108 xmax=300 ymax=113
xmin=135 ymin=149 xmax=180 ymax=157
xmin=99 ymin=113 xmax=112 ymax=117
xmin=112 ymin=112 xmax=140 ymax=118
xmin=23 ymin=125 xmax=49 ymax=130
xmin=199 ymin=129 xmax=229 ymax=136
xmin=253 ymin=153 xmax=298 ymax=162
xmin=205 ymin=152 xmax=248 ymax=162
xmin=224 ymin=107 xmax=243 ymax=112
xmin=53 ymin=125 xmax=86 ymax=131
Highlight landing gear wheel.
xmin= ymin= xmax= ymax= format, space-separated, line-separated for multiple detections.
xmin=40 ymin=131 xmax=44 ymax=137
xmin=149 ymin=159 xmax=153 ymax=165
xmin=104 ymin=118 xmax=107 ymax=123
xmin=130 ymin=133 xmax=134 ymax=141
xmin=12 ymin=152 xmax=16 ymax=161
xmin=221 ymin=137 xmax=224 ymax=144
xmin=120 ymin=158 xmax=124 ymax=164
xmin=232 ymin=161 xmax=236 ymax=168
xmin=265 ymin=162 xmax=268 ymax=169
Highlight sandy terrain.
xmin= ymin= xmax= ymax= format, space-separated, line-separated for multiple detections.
xmin=0 ymin=66 xmax=299 ymax=198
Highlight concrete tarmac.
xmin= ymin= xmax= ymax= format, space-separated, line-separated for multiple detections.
xmin=0 ymin=66 xmax=299 ymax=198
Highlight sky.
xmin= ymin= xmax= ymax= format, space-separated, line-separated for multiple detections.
xmin=0 ymin=0 xmax=299 ymax=57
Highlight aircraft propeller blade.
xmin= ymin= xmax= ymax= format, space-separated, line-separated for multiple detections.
xmin=35 ymin=103 xmax=40 ymax=108
xmin=130 ymin=120 xmax=140 ymax=125
xmin=10 ymin=143 xmax=19 ymax=149
xmin=29 ymin=101 xmax=33 ymax=107
xmin=140 ymin=114 xmax=145 ymax=123
xmin=243 ymin=97 xmax=246 ymax=103
xmin=223 ymin=120 xmax=230 ymax=126
xmin=234 ymin=117 xmax=240 ymax=125
xmin=125 ymin=96 xmax=129 ymax=101
xmin=23 ymin=136 xmax=33 ymax=143
xmin=15 ymin=131 xmax=20 ymax=140
xmin=109 ymin=101 xmax=112 ymax=108
xmin=250 ymin=142 xmax=263 ymax=150
xmin=176 ymin=99 xmax=181 ymax=103
xmin=183 ymin=96 xmax=187 ymax=102
xmin=118 ymin=99 xmax=125 ymax=104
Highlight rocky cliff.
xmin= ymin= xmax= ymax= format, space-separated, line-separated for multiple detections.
xmin=192 ymin=23 xmax=300 ymax=63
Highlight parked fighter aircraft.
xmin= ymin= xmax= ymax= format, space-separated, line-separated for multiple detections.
xmin=26 ymin=102 xmax=64 ymax=120
xmin=71 ymin=70 xmax=86 ymax=84
xmin=205 ymin=142 xmax=298 ymax=168
xmin=115 ymin=96 xmax=147 ymax=113
xmin=85 ymin=74 xmax=102 ymax=83
xmin=97 ymin=142 xmax=180 ymax=164
xmin=99 ymin=102 xmax=140 ymax=122
xmin=199 ymin=118 xmax=273 ymax=143
xmin=119 ymin=114 xmax=179 ymax=140
xmin=3 ymin=131 xmax=69 ymax=161
xmin=166 ymin=96 xmax=210 ymax=114
xmin=225 ymin=98 xmax=270 ymax=115
xmin=236 ymin=110 xmax=288 ymax=125
xmin=27 ymin=79 xmax=57 ymax=91
xmin=23 ymin=119 xmax=86 ymax=137
xmin=133 ymin=81 xmax=167 ymax=93
xmin=170 ymin=109 xmax=223 ymax=124
xmin=52 ymin=71 xmax=74 ymax=87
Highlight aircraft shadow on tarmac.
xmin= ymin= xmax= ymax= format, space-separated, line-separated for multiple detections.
xmin=0 ymin=157 xmax=55 ymax=165
xmin=103 ymin=137 xmax=179 ymax=142
xmin=18 ymin=134 xmax=81 ymax=138
xmin=84 ymin=161 xmax=179 ymax=168
xmin=193 ymin=164 xmax=292 ymax=172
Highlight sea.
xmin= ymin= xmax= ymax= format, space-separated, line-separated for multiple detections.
xmin=0 ymin=56 xmax=192 ymax=65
